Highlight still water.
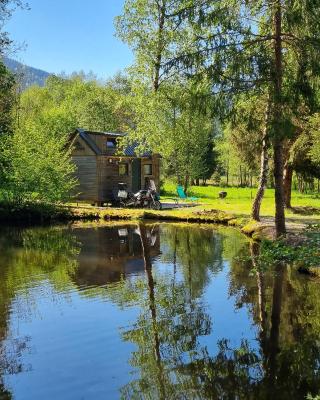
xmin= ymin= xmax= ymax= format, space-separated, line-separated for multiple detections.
xmin=0 ymin=223 xmax=319 ymax=400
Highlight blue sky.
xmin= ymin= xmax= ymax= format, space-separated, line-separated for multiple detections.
xmin=6 ymin=0 xmax=133 ymax=79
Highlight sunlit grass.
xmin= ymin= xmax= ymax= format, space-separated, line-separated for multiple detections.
xmin=161 ymin=182 xmax=320 ymax=220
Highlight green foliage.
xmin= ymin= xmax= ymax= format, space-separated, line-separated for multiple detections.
xmin=0 ymin=198 xmax=74 ymax=224
xmin=21 ymin=75 xmax=132 ymax=133
xmin=2 ymin=115 xmax=77 ymax=203
xmin=308 ymin=113 xmax=320 ymax=167
xmin=0 ymin=73 xmax=135 ymax=205
xmin=212 ymin=171 xmax=221 ymax=186
xmin=249 ymin=233 xmax=320 ymax=272
xmin=121 ymin=79 xmax=218 ymax=185
xmin=228 ymin=94 xmax=269 ymax=174
xmin=116 ymin=1 xmax=218 ymax=186
xmin=0 ymin=61 xmax=16 ymax=188
xmin=285 ymin=113 xmax=320 ymax=183
xmin=0 ymin=61 xmax=15 ymax=134
xmin=115 ymin=0 xmax=183 ymax=89
xmin=216 ymin=124 xmax=258 ymax=186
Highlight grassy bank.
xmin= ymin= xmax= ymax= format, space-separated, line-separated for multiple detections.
xmin=162 ymin=183 xmax=320 ymax=221
xmin=0 ymin=201 xmax=98 ymax=225
xmin=247 ymin=226 xmax=320 ymax=277
xmin=2 ymin=184 xmax=319 ymax=240
xmin=1 ymin=188 xmax=319 ymax=275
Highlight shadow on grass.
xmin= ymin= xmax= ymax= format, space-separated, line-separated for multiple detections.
xmin=289 ymin=206 xmax=320 ymax=216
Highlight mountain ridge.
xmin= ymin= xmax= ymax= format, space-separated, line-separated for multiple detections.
xmin=1 ymin=57 xmax=51 ymax=89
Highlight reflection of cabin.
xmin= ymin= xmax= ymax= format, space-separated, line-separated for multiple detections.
xmin=72 ymin=226 xmax=160 ymax=286
xmin=70 ymin=128 xmax=161 ymax=205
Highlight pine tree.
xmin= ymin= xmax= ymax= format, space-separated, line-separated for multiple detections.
xmin=163 ymin=0 xmax=320 ymax=237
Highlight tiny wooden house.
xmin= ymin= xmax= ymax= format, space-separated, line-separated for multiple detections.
xmin=70 ymin=129 xmax=161 ymax=204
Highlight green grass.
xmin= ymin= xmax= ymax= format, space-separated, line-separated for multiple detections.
xmin=162 ymin=182 xmax=320 ymax=221
xmin=3 ymin=184 xmax=319 ymax=228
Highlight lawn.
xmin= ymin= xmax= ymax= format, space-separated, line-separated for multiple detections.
xmin=162 ymin=182 xmax=320 ymax=221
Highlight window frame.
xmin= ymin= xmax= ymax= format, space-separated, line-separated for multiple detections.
xmin=119 ymin=163 xmax=129 ymax=176
xmin=143 ymin=163 xmax=153 ymax=176
xmin=106 ymin=138 xmax=117 ymax=149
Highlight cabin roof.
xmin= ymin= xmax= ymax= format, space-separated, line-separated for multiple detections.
xmin=74 ymin=128 xmax=152 ymax=157
xmin=82 ymin=130 xmax=125 ymax=137
xmin=124 ymin=142 xmax=152 ymax=157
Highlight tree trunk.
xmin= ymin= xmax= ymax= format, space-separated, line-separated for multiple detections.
xmin=272 ymin=0 xmax=286 ymax=237
xmin=153 ymin=1 xmax=165 ymax=92
xmin=139 ymin=223 xmax=166 ymax=400
xmin=273 ymin=140 xmax=286 ymax=236
xmin=283 ymin=163 xmax=293 ymax=208
xmin=251 ymin=96 xmax=271 ymax=221
xmin=184 ymin=174 xmax=189 ymax=193
xmin=173 ymin=228 xmax=177 ymax=288
xmin=250 ymin=242 xmax=268 ymax=353
xmin=226 ymin=164 xmax=229 ymax=186
xmin=268 ymin=264 xmax=286 ymax=386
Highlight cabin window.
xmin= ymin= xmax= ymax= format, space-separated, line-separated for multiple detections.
xmin=119 ymin=163 xmax=129 ymax=176
xmin=143 ymin=164 xmax=153 ymax=175
xmin=106 ymin=138 xmax=117 ymax=149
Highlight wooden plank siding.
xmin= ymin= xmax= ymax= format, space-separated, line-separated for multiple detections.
xmin=72 ymin=156 xmax=98 ymax=201
xmin=97 ymin=157 xmax=133 ymax=201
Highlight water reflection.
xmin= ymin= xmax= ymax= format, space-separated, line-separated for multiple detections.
xmin=73 ymin=225 xmax=160 ymax=286
xmin=0 ymin=224 xmax=320 ymax=399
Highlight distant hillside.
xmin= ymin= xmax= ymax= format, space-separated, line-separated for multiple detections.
xmin=2 ymin=57 xmax=51 ymax=89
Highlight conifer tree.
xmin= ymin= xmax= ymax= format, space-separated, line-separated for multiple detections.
xmin=164 ymin=0 xmax=320 ymax=236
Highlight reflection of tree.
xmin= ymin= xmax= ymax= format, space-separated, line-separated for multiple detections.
xmin=160 ymin=224 xmax=225 ymax=299
xmin=178 ymin=338 xmax=263 ymax=399
xmin=105 ymin=224 xmax=272 ymax=399
xmin=117 ymin=224 xmax=214 ymax=399
xmin=0 ymin=227 xmax=80 ymax=398
xmin=2 ymin=223 xmax=320 ymax=399
xmin=138 ymin=223 xmax=165 ymax=399
xmin=229 ymin=241 xmax=320 ymax=399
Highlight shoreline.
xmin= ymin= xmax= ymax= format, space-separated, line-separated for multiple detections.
xmin=1 ymin=203 xmax=319 ymax=276
xmin=1 ymin=202 xmax=313 ymax=242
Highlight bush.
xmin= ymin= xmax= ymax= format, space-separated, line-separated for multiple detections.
xmin=0 ymin=110 xmax=77 ymax=204
xmin=0 ymin=201 xmax=73 ymax=224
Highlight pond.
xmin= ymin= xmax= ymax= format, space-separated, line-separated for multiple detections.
xmin=0 ymin=223 xmax=319 ymax=400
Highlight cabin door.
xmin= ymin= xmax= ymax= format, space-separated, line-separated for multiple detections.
xmin=132 ymin=159 xmax=141 ymax=192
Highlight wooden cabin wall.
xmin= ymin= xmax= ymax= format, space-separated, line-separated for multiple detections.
xmin=72 ymin=156 xmax=98 ymax=201
xmin=71 ymin=136 xmax=98 ymax=201
xmin=97 ymin=157 xmax=133 ymax=201
xmin=87 ymin=133 xmax=106 ymax=153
